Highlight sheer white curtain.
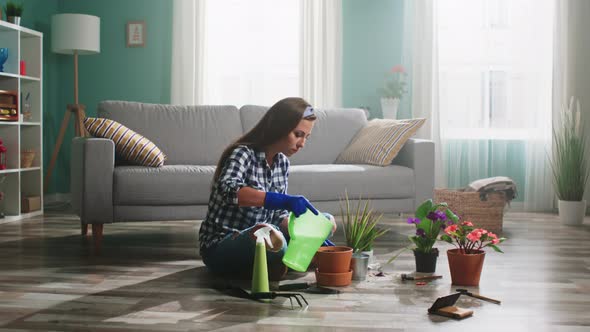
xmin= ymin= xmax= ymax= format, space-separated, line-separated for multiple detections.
xmin=171 ymin=0 xmax=342 ymax=108
xmin=171 ymin=0 xmax=206 ymax=105
xmin=300 ymin=0 xmax=342 ymax=108
xmin=436 ymin=0 xmax=555 ymax=211
xmin=203 ymin=0 xmax=300 ymax=106
xmin=402 ymin=0 xmax=446 ymax=187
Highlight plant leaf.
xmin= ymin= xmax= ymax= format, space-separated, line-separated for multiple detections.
xmin=415 ymin=199 xmax=433 ymax=220
xmin=440 ymin=234 xmax=453 ymax=243
xmin=488 ymin=244 xmax=504 ymax=253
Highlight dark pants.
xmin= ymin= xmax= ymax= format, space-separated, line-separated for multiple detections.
xmin=201 ymin=224 xmax=288 ymax=277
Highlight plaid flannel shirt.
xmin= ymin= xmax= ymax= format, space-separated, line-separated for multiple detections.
xmin=199 ymin=145 xmax=290 ymax=251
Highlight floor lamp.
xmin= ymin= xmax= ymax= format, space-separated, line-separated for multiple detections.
xmin=45 ymin=14 xmax=100 ymax=194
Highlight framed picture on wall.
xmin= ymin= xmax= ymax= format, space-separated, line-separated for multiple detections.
xmin=126 ymin=21 xmax=146 ymax=47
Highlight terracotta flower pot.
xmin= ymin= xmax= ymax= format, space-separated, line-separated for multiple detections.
xmin=316 ymin=246 xmax=353 ymax=273
xmin=315 ymin=268 xmax=353 ymax=287
xmin=447 ymin=249 xmax=485 ymax=286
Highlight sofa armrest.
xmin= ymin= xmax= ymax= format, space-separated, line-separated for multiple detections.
xmin=392 ymin=138 xmax=435 ymax=209
xmin=71 ymin=137 xmax=115 ymax=224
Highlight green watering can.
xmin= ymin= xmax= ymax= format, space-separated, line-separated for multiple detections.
xmin=282 ymin=209 xmax=333 ymax=272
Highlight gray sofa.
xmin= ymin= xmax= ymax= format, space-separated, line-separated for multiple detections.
xmin=71 ymin=101 xmax=434 ymax=246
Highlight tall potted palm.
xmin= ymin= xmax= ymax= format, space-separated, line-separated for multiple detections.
xmin=550 ymin=97 xmax=589 ymax=225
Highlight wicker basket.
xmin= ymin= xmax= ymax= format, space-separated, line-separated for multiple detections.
xmin=21 ymin=150 xmax=35 ymax=168
xmin=434 ymin=188 xmax=506 ymax=233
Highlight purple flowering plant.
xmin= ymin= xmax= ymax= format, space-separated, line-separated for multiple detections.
xmin=407 ymin=199 xmax=459 ymax=254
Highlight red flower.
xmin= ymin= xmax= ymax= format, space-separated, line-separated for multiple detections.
xmin=391 ymin=65 xmax=406 ymax=73
xmin=466 ymin=230 xmax=482 ymax=242
xmin=444 ymin=224 xmax=458 ymax=233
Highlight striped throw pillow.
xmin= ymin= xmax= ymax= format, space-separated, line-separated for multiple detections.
xmin=83 ymin=117 xmax=166 ymax=167
xmin=336 ymin=118 xmax=426 ymax=166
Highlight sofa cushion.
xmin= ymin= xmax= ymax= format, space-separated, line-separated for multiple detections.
xmin=113 ymin=165 xmax=215 ymax=205
xmin=239 ymin=105 xmax=367 ymax=165
xmin=84 ymin=117 xmax=166 ymax=167
xmin=336 ymin=118 xmax=426 ymax=166
xmin=98 ymin=101 xmax=242 ymax=165
xmin=287 ymin=164 xmax=415 ymax=202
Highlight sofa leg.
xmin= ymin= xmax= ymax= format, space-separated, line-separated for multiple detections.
xmin=81 ymin=223 xmax=88 ymax=236
xmin=92 ymin=224 xmax=104 ymax=253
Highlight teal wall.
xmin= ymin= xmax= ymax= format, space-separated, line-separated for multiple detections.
xmin=34 ymin=0 xmax=173 ymax=194
xmin=37 ymin=0 xmax=405 ymax=195
xmin=342 ymin=0 xmax=405 ymax=119
xmin=20 ymin=0 xmax=61 ymax=197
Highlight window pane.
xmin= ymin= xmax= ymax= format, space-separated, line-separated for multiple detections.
xmin=489 ymin=70 xmax=507 ymax=128
xmin=438 ymin=0 xmax=553 ymax=139
xmin=204 ymin=0 xmax=300 ymax=107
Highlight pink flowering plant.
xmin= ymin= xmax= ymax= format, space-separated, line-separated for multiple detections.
xmin=441 ymin=221 xmax=506 ymax=254
xmin=378 ymin=64 xmax=408 ymax=99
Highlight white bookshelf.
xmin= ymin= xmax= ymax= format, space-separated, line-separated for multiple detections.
xmin=0 ymin=21 xmax=42 ymax=224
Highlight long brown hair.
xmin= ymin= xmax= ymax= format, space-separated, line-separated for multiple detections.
xmin=213 ymin=97 xmax=316 ymax=183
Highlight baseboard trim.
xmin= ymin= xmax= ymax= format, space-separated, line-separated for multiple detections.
xmin=504 ymin=202 xmax=559 ymax=214
xmin=44 ymin=193 xmax=71 ymax=206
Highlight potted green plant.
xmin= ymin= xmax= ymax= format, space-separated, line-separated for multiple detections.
xmin=377 ymin=64 xmax=408 ymax=119
xmin=340 ymin=192 xmax=388 ymax=280
xmin=549 ymin=97 xmax=589 ymax=226
xmin=387 ymin=199 xmax=459 ymax=273
xmin=4 ymin=1 xmax=23 ymax=25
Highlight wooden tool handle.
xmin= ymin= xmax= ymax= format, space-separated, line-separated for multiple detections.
xmin=415 ymin=275 xmax=443 ymax=280
xmin=471 ymin=293 xmax=501 ymax=304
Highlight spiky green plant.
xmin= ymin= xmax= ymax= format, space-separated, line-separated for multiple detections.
xmin=4 ymin=1 xmax=23 ymax=17
xmin=550 ymin=97 xmax=589 ymax=201
xmin=339 ymin=191 xmax=389 ymax=253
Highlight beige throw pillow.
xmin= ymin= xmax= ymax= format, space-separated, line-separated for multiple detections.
xmin=336 ymin=118 xmax=426 ymax=166
xmin=84 ymin=117 xmax=166 ymax=167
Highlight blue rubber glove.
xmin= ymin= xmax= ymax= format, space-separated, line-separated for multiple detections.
xmin=323 ymin=239 xmax=335 ymax=247
xmin=264 ymin=192 xmax=319 ymax=217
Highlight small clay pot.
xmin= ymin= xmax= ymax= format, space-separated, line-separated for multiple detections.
xmin=315 ymin=268 xmax=353 ymax=287
xmin=316 ymin=246 xmax=353 ymax=273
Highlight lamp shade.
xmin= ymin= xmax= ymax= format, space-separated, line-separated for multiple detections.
xmin=51 ymin=14 xmax=100 ymax=55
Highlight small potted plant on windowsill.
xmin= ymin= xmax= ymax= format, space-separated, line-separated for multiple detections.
xmin=4 ymin=1 xmax=24 ymax=25
xmin=378 ymin=64 xmax=407 ymax=119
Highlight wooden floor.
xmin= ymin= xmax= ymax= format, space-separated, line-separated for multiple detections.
xmin=0 ymin=210 xmax=589 ymax=331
